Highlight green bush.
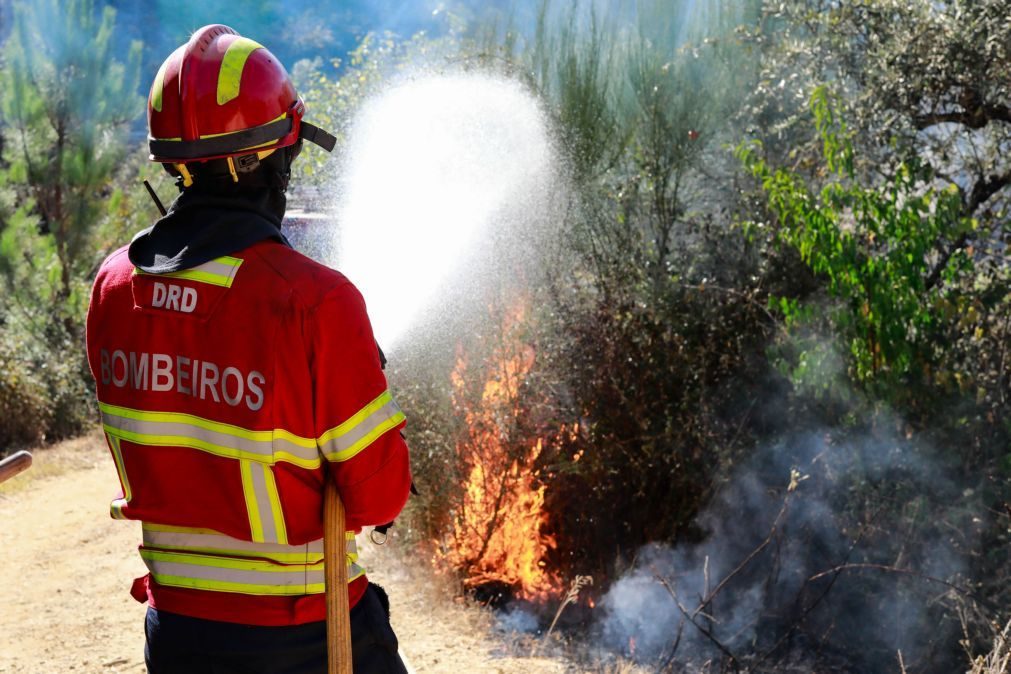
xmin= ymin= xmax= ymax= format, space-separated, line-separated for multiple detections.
xmin=0 ymin=0 xmax=146 ymax=452
xmin=0 ymin=334 xmax=51 ymax=450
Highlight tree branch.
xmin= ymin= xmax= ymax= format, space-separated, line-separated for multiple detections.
xmin=925 ymin=170 xmax=1011 ymax=290
xmin=964 ymin=172 xmax=1010 ymax=215
xmin=694 ymin=497 xmax=791 ymax=617
xmin=656 ymin=575 xmax=740 ymax=670
xmin=806 ymin=563 xmax=986 ymax=606
xmin=913 ymin=100 xmax=1011 ymax=131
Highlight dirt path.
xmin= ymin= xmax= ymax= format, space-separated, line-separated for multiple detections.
xmin=0 ymin=433 xmax=569 ymax=674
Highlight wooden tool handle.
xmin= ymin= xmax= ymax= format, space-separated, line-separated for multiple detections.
xmin=324 ymin=477 xmax=353 ymax=674
xmin=0 ymin=451 xmax=32 ymax=485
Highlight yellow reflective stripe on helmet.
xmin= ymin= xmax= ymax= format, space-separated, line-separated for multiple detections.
xmin=226 ymin=114 xmax=290 ymax=153
xmin=142 ymin=523 xmax=322 ymax=564
xmin=140 ymin=548 xmax=365 ymax=596
xmin=99 ymin=402 xmax=320 ymax=469
xmin=151 ymin=58 xmax=170 ymax=113
xmin=198 ymin=112 xmax=287 ymax=141
xmin=136 ymin=256 xmax=243 ymax=288
xmin=107 ymin=434 xmax=133 ymax=502
xmin=217 ymin=37 xmax=263 ymax=105
xmin=318 ymin=391 xmax=406 ymax=462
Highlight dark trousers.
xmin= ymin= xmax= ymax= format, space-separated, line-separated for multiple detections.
xmin=144 ymin=584 xmax=407 ymax=674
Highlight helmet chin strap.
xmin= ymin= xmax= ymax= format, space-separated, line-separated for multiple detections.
xmin=299 ymin=122 xmax=336 ymax=152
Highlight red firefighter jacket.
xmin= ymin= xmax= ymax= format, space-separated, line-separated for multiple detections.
xmin=85 ymin=239 xmax=411 ymax=626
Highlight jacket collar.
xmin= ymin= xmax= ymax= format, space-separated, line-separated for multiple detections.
xmin=127 ymin=186 xmax=291 ymax=274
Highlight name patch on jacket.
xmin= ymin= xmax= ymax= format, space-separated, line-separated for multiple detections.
xmin=151 ymin=281 xmax=198 ymax=313
xmin=99 ymin=349 xmax=265 ymax=411
xmin=131 ymin=271 xmax=234 ymax=319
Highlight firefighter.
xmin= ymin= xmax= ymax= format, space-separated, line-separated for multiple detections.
xmin=85 ymin=25 xmax=411 ymax=674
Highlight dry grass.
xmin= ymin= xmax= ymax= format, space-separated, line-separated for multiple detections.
xmin=586 ymin=662 xmax=642 ymax=674
xmin=0 ymin=430 xmax=106 ymax=496
xmin=967 ymin=620 xmax=1011 ymax=674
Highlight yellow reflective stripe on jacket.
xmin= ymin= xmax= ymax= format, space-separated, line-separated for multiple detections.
xmin=141 ymin=548 xmax=327 ymax=595
xmin=107 ymin=434 xmax=132 ymax=502
xmin=110 ymin=497 xmax=128 ymax=520
xmin=99 ymin=402 xmax=320 ymax=468
xmin=135 ymin=256 xmax=243 ymax=288
xmin=318 ymin=390 xmax=406 ymax=462
xmin=142 ymin=523 xmax=324 ymax=564
xmin=239 ymin=459 xmax=288 ymax=544
xmin=140 ymin=541 xmax=365 ymax=596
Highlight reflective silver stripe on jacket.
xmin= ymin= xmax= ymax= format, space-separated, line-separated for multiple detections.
xmin=240 ymin=459 xmax=287 ymax=544
xmin=99 ymin=404 xmax=320 ymax=467
xmin=318 ymin=392 xmax=406 ymax=461
xmin=140 ymin=549 xmax=327 ymax=595
xmin=140 ymin=525 xmax=365 ymax=595
xmin=142 ymin=525 xmax=326 ymax=564
xmin=140 ymin=547 xmax=365 ymax=596
xmin=135 ymin=256 xmax=243 ymax=288
xmin=182 ymin=257 xmax=243 ymax=284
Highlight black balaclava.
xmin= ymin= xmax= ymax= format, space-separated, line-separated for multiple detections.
xmin=128 ymin=143 xmax=301 ymax=274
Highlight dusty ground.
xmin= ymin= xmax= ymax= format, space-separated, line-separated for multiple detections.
xmin=0 ymin=432 xmax=570 ymax=674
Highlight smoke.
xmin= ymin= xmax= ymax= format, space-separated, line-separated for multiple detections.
xmin=496 ymin=605 xmax=540 ymax=634
xmin=595 ymin=424 xmax=976 ymax=671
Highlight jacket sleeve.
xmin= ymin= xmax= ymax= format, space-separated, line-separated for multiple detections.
xmin=306 ymin=281 xmax=411 ymax=530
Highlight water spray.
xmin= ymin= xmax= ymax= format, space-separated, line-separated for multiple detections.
xmin=330 ymin=73 xmax=554 ymax=351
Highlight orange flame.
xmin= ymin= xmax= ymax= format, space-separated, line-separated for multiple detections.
xmin=437 ymin=301 xmax=560 ymax=601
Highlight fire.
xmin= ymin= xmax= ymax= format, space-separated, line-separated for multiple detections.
xmin=438 ymin=301 xmax=560 ymax=601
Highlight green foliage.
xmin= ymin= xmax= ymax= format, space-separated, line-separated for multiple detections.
xmin=0 ymin=203 xmax=93 ymax=448
xmin=528 ymin=3 xmax=624 ymax=183
xmin=1 ymin=0 xmax=141 ymax=295
xmin=0 ymin=0 xmax=145 ymax=449
xmin=745 ymin=0 xmax=1010 ymax=282
xmin=739 ymin=87 xmax=976 ymax=393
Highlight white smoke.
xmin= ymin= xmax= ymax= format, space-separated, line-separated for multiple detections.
xmin=596 ymin=428 xmax=973 ymax=670
xmin=495 ymin=605 xmax=540 ymax=634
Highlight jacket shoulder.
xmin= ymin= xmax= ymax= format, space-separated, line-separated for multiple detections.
xmin=95 ymin=245 xmax=134 ymax=285
xmin=244 ymin=241 xmax=355 ymax=309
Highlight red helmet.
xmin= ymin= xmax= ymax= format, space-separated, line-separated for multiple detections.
xmin=147 ymin=24 xmax=334 ymax=164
